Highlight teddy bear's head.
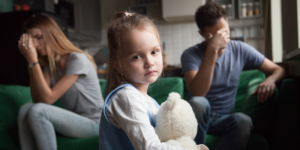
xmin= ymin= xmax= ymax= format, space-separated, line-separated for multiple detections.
xmin=155 ymin=92 xmax=198 ymax=142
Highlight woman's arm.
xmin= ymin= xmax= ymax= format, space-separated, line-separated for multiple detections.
xmin=19 ymin=34 xmax=78 ymax=104
xmin=29 ymin=64 xmax=78 ymax=104
xmin=28 ymin=68 xmax=40 ymax=102
xmin=29 ymin=67 xmax=55 ymax=103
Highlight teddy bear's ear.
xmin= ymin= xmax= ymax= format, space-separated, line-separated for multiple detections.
xmin=165 ymin=92 xmax=181 ymax=110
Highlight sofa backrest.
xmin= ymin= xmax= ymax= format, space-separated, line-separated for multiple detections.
xmin=234 ymin=70 xmax=266 ymax=112
xmin=99 ymin=70 xmax=266 ymax=107
xmin=99 ymin=77 xmax=184 ymax=105
xmin=0 ymin=69 xmax=266 ymax=130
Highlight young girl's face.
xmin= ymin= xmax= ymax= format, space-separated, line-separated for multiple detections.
xmin=119 ymin=28 xmax=163 ymax=86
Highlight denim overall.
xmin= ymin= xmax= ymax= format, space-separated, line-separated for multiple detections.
xmin=99 ymin=84 xmax=160 ymax=150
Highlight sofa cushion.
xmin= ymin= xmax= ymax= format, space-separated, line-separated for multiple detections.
xmin=148 ymin=77 xmax=184 ymax=104
xmin=205 ymin=134 xmax=268 ymax=150
xmin=0 ymin=85 xmax=32 ymax=150
xmin=0 ymin=85 xmax=100 ymax=150
xmin=241 ymin=78 xmax=279 ymax=121
xmin=238 ymin=74 xmax=279 ymax=137
xmin=56 ymin=135 xmax=99 ymax=150
xmin=234 ymin=69 xmax=266 ymax=112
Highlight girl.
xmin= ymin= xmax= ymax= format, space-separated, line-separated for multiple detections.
xmin=17 ymin=15 xmax=103 ymax=150
xmin=99 ymin=12 xmax=203 ymax=150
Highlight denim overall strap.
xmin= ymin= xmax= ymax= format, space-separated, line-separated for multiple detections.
xmin=102 ymin=83 xmax=133 ymax=125
xmin=148 ymin=97 xmax=160 ymax=127
xmin=99 ymin=84 xmax=160 ymax=150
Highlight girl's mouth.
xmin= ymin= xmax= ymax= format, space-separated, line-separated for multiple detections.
xmin=145 ymin=71 xmax=157 ymax=75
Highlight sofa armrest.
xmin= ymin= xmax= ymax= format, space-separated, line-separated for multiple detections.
xmin=240 ymin=78 xmax=280 ymax=135
xmin=241 ymin=78 xmax=279 ymax=120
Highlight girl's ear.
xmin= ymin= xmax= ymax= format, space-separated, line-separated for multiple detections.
xmin=110 ymin=59 xmax=123 ymax=73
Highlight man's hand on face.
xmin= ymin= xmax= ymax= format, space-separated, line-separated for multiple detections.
xmin=207 ymin=28 xmax=230 ymax=53
xmin=253 ymin=78 xmax=276 ymax=103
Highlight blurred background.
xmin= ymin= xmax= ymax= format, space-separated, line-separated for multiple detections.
xmin=0 ymin=0 xmax=299 ymax=150
xmin=1 ymin=0 xmax=300 ymax=82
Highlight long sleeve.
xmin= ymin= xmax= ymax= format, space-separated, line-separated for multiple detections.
xmin=107 ymin=86 xmax=187 ymax=150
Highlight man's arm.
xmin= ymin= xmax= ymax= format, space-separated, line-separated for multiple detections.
xmin=253 ymin=58 xmax=285 ymax=103
xmin=184 ymin=50 xmax=218 ymax=96
xmin=185 ymin=28 xmax=230 ymax=96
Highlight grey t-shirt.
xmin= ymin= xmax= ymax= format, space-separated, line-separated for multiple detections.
xmin=44 ymin=52 xmax=104 ymax=124
xmin=181 ymin=40 xmax=265 ymax=114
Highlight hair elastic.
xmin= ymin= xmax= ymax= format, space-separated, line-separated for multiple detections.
xmin=124 ymin=12 xmax=132 ymax=16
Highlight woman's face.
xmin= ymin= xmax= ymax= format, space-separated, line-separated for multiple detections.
xmin=26 ymin=28 xmax=47 ymax=56
xmin=117 ymin=28 xmax=163 ymax=87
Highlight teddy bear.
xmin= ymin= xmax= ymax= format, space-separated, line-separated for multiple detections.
xmin=155 ymin=92 xmax=209 ymax=150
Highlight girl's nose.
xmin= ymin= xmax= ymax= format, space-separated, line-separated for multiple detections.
xmin=145 ymin=55 xmax=154 ymax=68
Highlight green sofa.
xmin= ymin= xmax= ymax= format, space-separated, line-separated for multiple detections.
xmin=0 ymin=70 xmax=280 ymax=150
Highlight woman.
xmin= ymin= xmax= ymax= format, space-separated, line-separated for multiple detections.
xmin=17 ymin=15 xmax=104 ymax=150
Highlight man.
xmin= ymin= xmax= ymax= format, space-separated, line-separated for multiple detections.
xmin=181 ymin=2 xmax=285 ymax=150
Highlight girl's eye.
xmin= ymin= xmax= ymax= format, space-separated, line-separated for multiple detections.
xmin=133 ymin=55 xmax=141 ymax=59
xmin=152 ymin=50 xmax=159 ymax=55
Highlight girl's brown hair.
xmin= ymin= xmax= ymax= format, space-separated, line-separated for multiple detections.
xmin=106 ymin=12 xmax=160 ymax=94
xmin=24 ymin=15 xmax=96 ymax=77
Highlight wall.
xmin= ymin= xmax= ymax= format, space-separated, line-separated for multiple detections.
xmin=157 ymin=23 xmax=204 ymax=66
xmin=101 ymin=0 xmax=165 ymax=29
xmin=99 ymin=0 xmax=264 ymax=66
xmin=281 ymin=0 xmax=300 ymax=76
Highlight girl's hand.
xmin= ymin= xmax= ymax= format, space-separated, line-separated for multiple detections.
xmin=18 ymin=34 xmax=38 ymax=63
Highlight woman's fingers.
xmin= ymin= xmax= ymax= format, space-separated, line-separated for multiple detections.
xmin=29 ymin=35 xmax=34 ymax=49
xmin=22 ymin=34 xmax=26 ymax=49
xmin=28 ymin=35 xmax=32 ymax=49
xmin=26 ymin=34 xmax=30 ymax=50
xmin=21 ymin=34 xmax=25 ymax=50
xmin=18 ymin=40 xmax=25 ymax=56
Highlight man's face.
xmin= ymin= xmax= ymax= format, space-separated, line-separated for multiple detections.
xmin=200 ymin=17 xmax=230 ymax=41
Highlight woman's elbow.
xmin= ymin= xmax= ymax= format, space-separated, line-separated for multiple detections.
xmin=39 ymin=97 xmax=55 ymax=105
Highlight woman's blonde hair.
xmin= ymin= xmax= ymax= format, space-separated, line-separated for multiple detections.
xmin=24 ymin=15 xmax=96 ymax=77
xmin=106 ymin=12 xmax=161 ymax=94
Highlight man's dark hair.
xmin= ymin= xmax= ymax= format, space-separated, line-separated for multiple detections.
xmin=195 ymin=2 xmax=227 ymax=32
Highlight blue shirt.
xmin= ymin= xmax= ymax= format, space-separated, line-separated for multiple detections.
xmin=181 ymin=40 xmax=265 ymax=114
